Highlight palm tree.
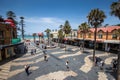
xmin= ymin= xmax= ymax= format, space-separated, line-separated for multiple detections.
xmin=32 ymin=33 xmax=36 ymax=43
xmin=6 ymin=11 xmax=18 ymax=25
xmin=50 ymin=34 xmax=54 ymax=39
xmin=20 ymin=17 xmax=25 ymax=40
xmin=116 ymin=28 xmax=120 ymax=80
xmin=63 ymin=20 xmax=71 ymax=50
xmin=110 ymin=1 xmax=120 ymax=79
xmin=45 ymin=28 xmax=51 ymax=45
xmin=58 ymin=29 xmax=64 ymax=43
xmin=79 ymin=22 xmax=89 ymax=52
xmin=63 ymin=20 xmax=72 ymax=37
xmin=87 ymin=8 xmax=106 ymax=62
xmin=110 ymin=1 xmax=120 ymax=19
xmin=0 ymin=15 xmax=4 ymax=22
xmin=38 ymin=33 xmax=43 ymax=43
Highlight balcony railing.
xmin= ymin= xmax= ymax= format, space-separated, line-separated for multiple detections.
xmin=11 ymin=38 xmax=21 ymax=44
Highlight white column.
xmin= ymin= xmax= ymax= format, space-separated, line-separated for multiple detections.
xmin=105 ymin=43 xmax=108 ymax=51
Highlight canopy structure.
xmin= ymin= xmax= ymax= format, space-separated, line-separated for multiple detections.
xmin=4 ymin=19 xmax=15 ymax=28
xmin=38 ymin=32 xmax=43 ymax=36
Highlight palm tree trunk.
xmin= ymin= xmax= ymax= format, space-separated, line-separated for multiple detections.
xmin=34 ymin=37 xmax=35 ymax=43
xmin=93 ymin=26 xmax=97 ymax=62
xmin=83 ymin=34 xmax=85 ymax=52
xmin=117 ymin=41 xmax=120 ymax=80
xmin=39 ymin=36 xmax=40 ymax=43
xmin=117 ymin=51 xmax=120 ymax=80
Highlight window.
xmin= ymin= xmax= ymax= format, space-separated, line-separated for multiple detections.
xmin=88 ymin=33 xmax=91 ymax=38
xmin=0 ymin=31 xmax=4 ymax=44
xmin=0 ymin=31 xmax=4 ymax=39
xmin=98 ymin=34 xmax=103 ymax=39
xmin=112 ymin=34 xmax=117 ymax=39
xmin=80 ymin=34 xmax=82 ymax=38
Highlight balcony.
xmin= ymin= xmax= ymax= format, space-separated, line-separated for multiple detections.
xmin=11 ymin=38 xmax=21 ymax=44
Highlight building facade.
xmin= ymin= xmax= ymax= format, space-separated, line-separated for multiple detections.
xmin=0 ymin=19 xmax=24 ymax=61
xmin=77 ymin=26 xmax=120 ymax=52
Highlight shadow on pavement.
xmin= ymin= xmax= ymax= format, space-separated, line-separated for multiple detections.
xmin=0 ymin=54 xmax=25 ymax=66
xmin=105 ymin=67 xmax=117 ymax=80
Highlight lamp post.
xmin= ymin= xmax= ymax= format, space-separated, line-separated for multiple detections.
xmin=20 ymin=17 xmax=24 ymax=40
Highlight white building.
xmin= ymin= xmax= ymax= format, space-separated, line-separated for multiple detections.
xmin=50 ymin=29 xmax=58 ymax=38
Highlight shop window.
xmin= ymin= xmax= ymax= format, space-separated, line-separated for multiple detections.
xmin=98 ymin=34 xmax=103 ymax=39
xmin=112 ymin=34 xmax=117 ymax=39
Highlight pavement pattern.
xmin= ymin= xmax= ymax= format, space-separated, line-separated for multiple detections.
xmin=0 ymin=43 xmax=117 ymax=80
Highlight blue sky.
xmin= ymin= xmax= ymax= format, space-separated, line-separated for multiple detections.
xmin=0 ymin=0 xmax=119 ymax=35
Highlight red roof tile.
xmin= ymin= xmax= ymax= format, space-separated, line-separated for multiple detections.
xmin=89 ymin=26 xmax=120 ymax=33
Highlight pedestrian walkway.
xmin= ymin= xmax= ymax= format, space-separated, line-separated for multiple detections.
xmin=0 ymin=42 xmax=117 ymax=80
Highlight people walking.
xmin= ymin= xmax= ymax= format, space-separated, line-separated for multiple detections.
xmin=24 ymin=64 xmax=30 ymax=76
xmin=66 ymin=60 xmax=69 ymax=70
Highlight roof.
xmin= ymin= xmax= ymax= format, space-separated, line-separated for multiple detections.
xmin=88 ymin=26 xmax=120 ymax=33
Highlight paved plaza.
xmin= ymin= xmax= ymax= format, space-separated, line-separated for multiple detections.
xmin=0 ymin=43 xmax=117 ymax=80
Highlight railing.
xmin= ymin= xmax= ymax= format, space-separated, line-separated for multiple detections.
xmin=11 ymin=38 xmax=21 ymax=44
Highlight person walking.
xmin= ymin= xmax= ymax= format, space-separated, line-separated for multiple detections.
xmin=44 ymin=53 xmax=48 ymax=61
xmin=112 ymin=59 xmax=117 ymax=72
xmin=24 ymin=64 xmax=30 ymax=76
xmin=43 ymin=46 xmax=48 ymax=61
xmin=31 ymin=49 xmax=34 ymax=55
xmin=80 ymin=44 xmax=82 ymax=50
xmin=99 ymin=60 xmax=104 ymax=70
xmin=107 ymin=46 xmax=110 ymax=53
xmin=66 ymin=60 xmax=69 ymax=70
xmin=34 ymin=49 xmax=36 ymax=54
xmin=95 ymin=56 xmax=99 ymax=66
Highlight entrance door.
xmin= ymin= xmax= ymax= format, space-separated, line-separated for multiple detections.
xmin=1 ymin=49 xmax=6 ymax=60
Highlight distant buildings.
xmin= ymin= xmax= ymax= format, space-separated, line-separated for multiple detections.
xmin=77 ymin=26 xmax=120 ymax=52
xmin=52 ymin=26 xmax=120 ymax=53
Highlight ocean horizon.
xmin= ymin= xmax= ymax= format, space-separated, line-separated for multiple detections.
xmin=18 ymin=35 xmax=47 ymax=40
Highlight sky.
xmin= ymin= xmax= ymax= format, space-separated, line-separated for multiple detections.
xmin=0 ymin=0 xmax=119 ymax=35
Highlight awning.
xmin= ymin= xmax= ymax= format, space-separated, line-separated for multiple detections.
xmin=104 ymin=40 xmax=120 ymax=44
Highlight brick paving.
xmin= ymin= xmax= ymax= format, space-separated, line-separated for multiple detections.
xmin=0 ymin=42 xmax=117 ymax=80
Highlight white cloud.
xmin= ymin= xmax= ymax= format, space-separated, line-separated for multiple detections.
xmin=25 ymin=17 xmax=64 ymax=25
xmin=20 ymin=17 xmax=80 ymax=34
xmin=23 ymin=17 xmax=65 ymax=34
